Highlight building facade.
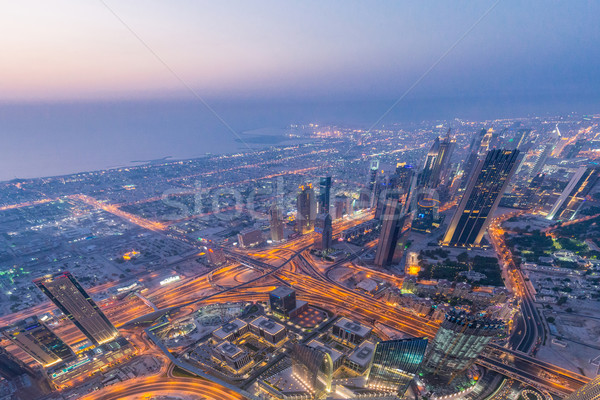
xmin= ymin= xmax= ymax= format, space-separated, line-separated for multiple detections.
xmin=367 ymin=338 xmax=428 ymax=396
xmin=2 ymin=316 xmax=74 ymax=367
xmin=442 ymin=149 xmax=520 ymax=246
xmin=34 ymin=272 xmax=119 ymax=346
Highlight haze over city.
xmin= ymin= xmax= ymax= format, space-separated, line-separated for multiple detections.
xmin=1 ymin=2 xmax=600 ymax=400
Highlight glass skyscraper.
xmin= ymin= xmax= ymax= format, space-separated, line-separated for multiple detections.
xmin=547 ymin=166 xmax=600 ymax=221
xmin=367 ymin=338 xmax=428 ymax=396
xmin=2 ymin=316 xmax=74 ymax=367
xmin=422 ymin=310 xmax=503 ymax=381
xmin=34 ymin=272 xmax=119 ymax=346
xmin=442 ymin=149 xmax=520 ymax=246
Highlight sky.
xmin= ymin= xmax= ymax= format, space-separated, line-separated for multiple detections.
xmin=1 ymin=0 xmax=599 ymax=103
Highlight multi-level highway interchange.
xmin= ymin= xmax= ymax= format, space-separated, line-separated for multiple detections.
xmin=1 ymin=115 xmax=600 ymax=399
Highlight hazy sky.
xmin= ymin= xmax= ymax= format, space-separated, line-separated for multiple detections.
xmin=1 ymin=0 xmax=599 ymax=103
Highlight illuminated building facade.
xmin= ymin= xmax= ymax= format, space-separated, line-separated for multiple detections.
xmin=318 ymin=176 xmax=331 ymax=214
xmin=367 ymin=338 xmax=428 ymax=396
xmin=422 ymin=310 xmax=503 ymax=381
xmin=314 ymin=213 xmax=332 ymax=251
xmin=412 ymin=197 xmax=440 ymax=233
xmin=2 ymin=316 xmax=74 ymax=367
xmin=547 ymin=166 xmax=600 ymax=221
xmin=374 ymin=198 xmax=402 ymax=267
xmin=249 ymin=316 xmax=286 ymax=345
xmin=296 ymin=184 xmax=316 ymax=234
xmin=269 ymin=203 xmax=285 ymax=241
xmin=34 ymin=272 xmax=119 ymax=346
xmin=442 ymin=149 xmax=519 ymax=246
xmin=563 ymin=374 xmax=600 ymax=400
xmin=291 ymin=343 xmax=333 ymax=397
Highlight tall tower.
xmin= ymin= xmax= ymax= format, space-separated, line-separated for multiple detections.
xmin=296 ymin=184 xmax=316 ymax=234
xmin=418 ymin=137 xmax=441 ymax=187
xmin=547 ymin=166 xmax=600 ymax=221
xmin=374 ymin=198 xmax=402 ymax=267
xmin=460 ymin=128 xmax=488 ymax=189
xmin=269 ymin=203 xmax=284 ymax=241
xmin=367 ymin=338 xmax=428 ymax=396
xmin=442 ymin=149 xmax=520 ymax=247
xmin=563 ymin=374 xmax=600 ymax=400
xmin=422 ymin=310 xmax=503 ymax=381
xmin=314 ymin=213 xmax=333 ymax=251
xmin=0 ymin=346 xmax=36 ymax=381
xmin=34 ymin=272 xmax=119 ymax=346
xmin=318 ymin=176 xmax=332 ymax=214
xmin=2 ymin=316 xmax=74 ymax=367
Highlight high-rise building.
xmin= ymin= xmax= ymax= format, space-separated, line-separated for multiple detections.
xmin=422 ymin=310 xmax=503 ymax=381
xmin=291 ymin=343 xmax=333 ymax=397
xmin=2 ymin=316 xmax=74 ymax=367
xmin=367 ymin=338 xmax=428 ymax=396
xmin=368 ymin=159 xmax=381 ymax=208
xmin=318 ymin=176 xmax=332 ymax=214
xmin=391 ymin=163 xmax=416 ymax=214
xmin=418 ymin=137 xmax=440 ymax=188
xmin=442 ymin=149 xmax=520 ymax=247
xmin=460 ymin=129 xmax=488 ymax=190
xmin=563 ymin=374 xmax=600 ymax=400
xmin=0 ymin=346 xmax=35 ymax=381
xmin=374 ymin=198 xmax=402 ymax=267
xmin=547 ymin=166 xmax=600 ymax=221
xmin=269 ymin=203 xmax=284 ymax=241
xmin=314 ymin=213 xmax=332 ymax=251
xmin=530 ymin=141 xmax=555 ymax=177
xmin=436 ymin=129 xmax=456 ymax=188
xmin=514 ymin=128 xmax=531 ymax=150
xmin=34 ymin=272 xmax=119 ymax=346
xmin=296 ymin=184 xmax=316 ymax=234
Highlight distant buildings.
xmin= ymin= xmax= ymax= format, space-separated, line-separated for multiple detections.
xmin=367 ymin=338 xmax=428 ymax=396
xmin=422 ymin=310 xmax=503 ymax=381
xmin=237 ymin=228 xmax=263 ymax=248
xmin=547 ymin=166 xmax=600 ymax=221
xmin=374 ymin=198 xmax=402 ymax=267
xmin=296 ymin=184 xmax=316 ymax=234
xmin=34 ymin=272 xmax=119 ymax=346
xmin=269 ymin=203 xmax=284 ymax=241
xmin=418 ymin=130 xmax=455 ymax=189
xmin=1 ymin=316 xmax=74 ymax=367
xmin=314 ymin=213 xmax=332 ymax=251
xmin=442 ymin=149 xmax=520 ymax=247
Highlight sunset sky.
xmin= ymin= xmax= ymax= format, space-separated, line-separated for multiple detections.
xmin=2 ymin=0 xmax=599 ymax=103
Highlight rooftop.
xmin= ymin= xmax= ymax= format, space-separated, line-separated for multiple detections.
xmin=348 ymin=341 xmax=376 ymax=368
xmin=250 ymin=316 xmax=286 ymax=335
xmin=334 ymin=317 xmax=372 ymax=337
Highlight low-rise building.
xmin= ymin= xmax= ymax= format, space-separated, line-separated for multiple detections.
xmin=332 ymin=317 xmax=372 ymax=346
xmin=249 ymin=316 xmax=286 ymax=345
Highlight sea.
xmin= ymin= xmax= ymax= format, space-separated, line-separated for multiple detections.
xmin=0 ymin=94 xmax=598 ymax=182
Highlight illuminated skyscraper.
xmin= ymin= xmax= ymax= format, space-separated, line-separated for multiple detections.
xmin=367 ymin=338 xmax=428 ymax=396
xmin=0 ymin=346 xmax=35 ymax=381
xmin=2 ymin=316 xmax=74 ymax=367
xmin=374 ymin=198 xmax=402 ymax=267
xmin=547 ymin=166 xmax=600 ymax=221
xmin=460 ymin=128 xmax=488 ymax=190
xmin=318 ymin=176 xmax=332 ymax=214
xmin=514 ymin=128 xmax=531 ymax=150
xmin=442 ymin=149 xmax=520 ymax=247
xmin=563 ymin=374 xmax=600 ymax=400
xmin=422 ymin=310 xmax=503 ymax=381
xmin=418 ymin=137 xmax=440 ymax=188
xmin=291 ymin=343 xmax=333 ymax=397
xmin=314 ymin=213 xmax=332 ymax=251
xmin=34 ymin=272 xmax=119 ymax=346
xmin=296 ymin=184 xmax=316 ymax=234
xmin=269 ymin=203 xmax=284 ymax=241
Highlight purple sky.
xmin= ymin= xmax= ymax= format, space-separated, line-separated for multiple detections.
xmin=1 ymin=0 xmax=599 ymax=103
